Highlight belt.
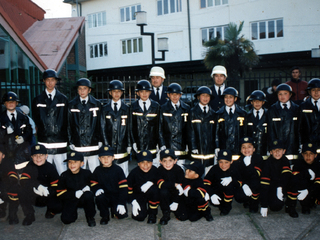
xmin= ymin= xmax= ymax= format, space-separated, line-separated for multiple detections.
xmin=114 ymin=152 xmax=129 ymax=159
xmin=191 ymin=153 xmax=215 ymax=160
xmin=174 ymin=150 xmax=187 ymax=156
xmin=232 ymin=155 xmax=241 ymax=161
xmin=38 ymin=142 xmax=67 ymax=149
xmin=74 ymin=145 xmax=99 ymax=152
xmin=138 ymin=149 xmax=157 ymax=154
xmin=15 ymin=161 xmax=29 ymax=170
xmin=286 ymin=154 xmax=299 ymax=160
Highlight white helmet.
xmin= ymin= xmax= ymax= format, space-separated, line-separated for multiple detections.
xmin=211 ymin=65 xmax=227 ymax=78
xmin=149 ymin=66 xmax=166 ymax=79
xmin=19 ymin=105 xmax=30 ymax=115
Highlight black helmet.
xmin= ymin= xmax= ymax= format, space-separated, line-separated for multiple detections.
xmin=76 ymin=78 xmax=92 ymax=88
xmin=275 ymin=83 xmax=295 ymax=96
xmin=166 ymin=83 xmax=182 ymax=94
xmin=222 ymin=87 xmax=240 ymax=99
xmin=135 ymin=80 xmax=152 ymax=91
xmin=307 ymin=78 xmax=320 ymax=90
xmin=2 ymin=91 xmax=19 ymax=103
xmin=43 ymin=69 xmax=60 ymax=80
xmin=249 ymin=90 xmax=267 ymax=101
xmin=195 ymin=86 xmax=212 ymax=97
xmin=108 ymin=80 xmax=124 ymax=91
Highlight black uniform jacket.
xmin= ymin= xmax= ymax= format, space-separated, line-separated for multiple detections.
xmin=209 ymin=85 xmax=225 ymax=111
xmin=299 ymin=98 xmax=320 ymax=147
xmin=182 ymin=177 xmax=208 ymax=200
xmin=32 ymin=90 xmax=69 ymax=154
xmin=247 ymin=108 xmax=268 ymax=156
xmin=91 ymin=163 xmax=128 ymax=206
xmin=267 ymin=101 xmax=299 ymax=156
xmin=0 ymin=111 xmax=32 ymax=165
xmin=215 ymin=105 xmax=247 ymax=156
xmin=157 ymin=164 xmax=184 ymax=191
xmin=130 ymin=100 xmax=160 ymax=155
xmin=101 ymin=100 xmax=131 ymax=163
xmin=68 ymin=95 xmax=103 ymax=156
xmin=159 ymin=100 xmax=190 ymax=154
xmin=150 ymin=86 xmax=168 ymax=105
xmin=188 ymin=104 xmax=216 ymax=166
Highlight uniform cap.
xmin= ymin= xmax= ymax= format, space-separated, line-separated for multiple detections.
xmin=217 ymin=149 xmax=232 ymax=162
xmin=211 ymin=65 xmax=227 ymax=78
xmin=31 ymin=144 xmax=47 ymax=155
xmin=248 ymin=90 xmax=267 ymax=101
xmin=149 ymin=66 xmax=166 ymax=79
xmin=43 ymin=69 xmax=61 ymax=81
xmin=184 ymin=161 xmax=204 ymax=177
xmin=302 ymin=143 xmax=317 ymax=154
xmin=275 ymin=83 xmax=295 ymax=96
xmin=2 ymin=91 xmax=19 ymax=103
xmin=19 ymin=105 xmax=30 ymax=115
xmin=195 ymin=86 xmax=212 ymax=97
xmin=307 ymin=78 xmax=320 ymax=90
xmin=137 ymin=150 xmax=153 ymax=163
xmin=64 ymin=151 xmax=84 ymax=162
xmin=166 ymin=83 xmax=183 ymax=94
xmin=108 ymin=80 xmax=124 ymax=91
xmin=135 ymin=80 xmax=153 ymax=91
xmin=269 ymin=140 xmax=284 ymax=151
xmin=98 ymin=145 xmax=115 ymax=157
xmin=160 ymin=149 xmax=177 ymax=160
xmin=76 ymin=78 xmax=92 ymax=88
xmin=240 ymin=137 xmax=254 ymax=146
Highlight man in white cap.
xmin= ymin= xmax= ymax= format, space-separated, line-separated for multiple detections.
xmin=149 ymin=66 xmax=168 ymax=105
xmin=209 ymin=65 xmax=227 ymax=111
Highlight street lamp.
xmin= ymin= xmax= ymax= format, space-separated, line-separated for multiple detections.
xmin=136 ymin=11 xmax=168 ymax=65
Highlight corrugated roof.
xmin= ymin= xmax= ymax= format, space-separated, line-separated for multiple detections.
xmin=24 ymin=17 xmax=85 ymax=71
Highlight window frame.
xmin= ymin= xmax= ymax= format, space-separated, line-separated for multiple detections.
xmin=200 ymin=0 xmax=228 ymax=8
xmin=201 ymin=25 xmax=228 ymax=45
xmin=121 ymin=37 xmax=143 ymax=55
xmin=120 ymin=4 xmax=141 ymax=22
xmin=251 ymin=19 xmax=284 ymax=40
xmin=157 ymin=0 xmax=182 ymax=16
xmin=89 ymin=42 xmax=108 ymax=58
xmin=87 ymin=11 xmax=107 ymax=29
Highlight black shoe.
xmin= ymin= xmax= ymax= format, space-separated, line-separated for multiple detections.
xmin=147 ymin=214 xmax=156 ymax=224
xmin=249 ymin=205 xmax=259 ymax=213
xmin=22 ymin=214 xmax=35 ymax=226
xmin=285 ymin=207 xmax=299 ymax=218
xmin=100 ymin=217 xmax=109 ymax=225
xmin=243 ymin=202 xmax=249 ymax=209
xmin=45 ymin=210 xmax=55 ymax=219
xmin=159 ymin=211 xmax=170 ymax=225
xmin=301 ymin=207 xmax=310 ymax=215
xmin=8 ymin=215 xmax=19 ymax=225
xmin=220 ymin=210 xmax=230 ymax=216
xmin=204 ymin=213 xmax=214 ymax=222
xmin=87 ymin=217 xmax=96 ymax=227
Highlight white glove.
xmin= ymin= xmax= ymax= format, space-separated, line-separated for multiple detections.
xmin=243 ymin=156 xmax=251 ymax=166
xmin=127 ymin=147 xmax=132 ymax=154
xmin=69 ymin=144 xmax=75 ymax=150
xmin=308 ymin=169 xmax=315 ymax=180
xmin=242 ymin=184 xmax=253 ymax=197
xmin=297 ymin=189 xmax=308 ymax=200
xmin=183 ymin=186 xmax=191 ymax=197
xmin=170 ymin=202 xmax=178 ymax=211
xmin=117 ymin=205 xmax=126 ymax=215
xmin=33 ymin=187 xmax=43 ymax=196
xmin=176 ymin=184 xmax=184 ymax=196
xmin=132 ymin=199 xmax=141 ymax=217
xmin=133 ymin=143 xmax=138 ymax=153
xmin=260 ymin=207 xmax=268 ymax=217
xmin=215 ymin=148 xmax=220 ymax=156
xmin=211 ymin=194 xmax=221 ymax=205
xmin=220 ymin=177 xmax=232 ymax=186
xmin=15 ymin=136 xmax=24 ymax=144
xmin=160 ymin=145 xmax=166 ymax=151
xmin=205 ymin=192 xmax=210 ymax=201
xmin=7 ymin=126 xmax=14 ymax=134
xmin=0 ymin=198 xmax=4 ymax=204
xmin=95 ymin=189 xmax=104 ymax=196
xmin=276 ymin=187 xmax=283 ymax=201
xmin=82 ymin=185 xmax=90 ymax=192
xmin=98 ymin=142 xmax=103 ymax=147
xmin=192 ymin=149 xmax=199 ymax=154
xmin=75 ymin=190 xmax=83 ymax=199
xmin=140 ymin=181 xmax=153 ymax=193
xmin=38 ymin=184 xmax=49 ymax=197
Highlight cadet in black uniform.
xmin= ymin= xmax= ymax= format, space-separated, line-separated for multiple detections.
xmin=130 ymin=80 xmax=160 ymax=166
xmin=182 ymin=161 xmax=213 ymax=222
xmin=260 ymin=140 xmax=298 ymax=218
xmin=149 ymin=66 xmax=168 ymax=105
xmin=233 ymin=137 xmax=263 ymax=213
xmin=57 ymin=151 xmax=96 ymax=227
xmin=127 ymin=150 xmax=160 ymax=224
xmin=299 ymin=78 xmax=320 ymax=152
xmin=246 ymin=90 xmax=268 ymax=158
xmin=209 ymin=65 xmax=228 ymax=111
xmin=68 ymin=78 xmax=103 ymax=172
xmin=215 ymin=87 xmax=247 ymax=161
xmin=101 ymin=80 xmax=131 ymax=176
xmin=20 ymin=144 xmax=62 ymax=224
xmin=292 ymin=143 xmax=320 ymax=214
xmin=267 ymin=84 xmax=299 ymax=163
xmin=91 ymin=146 xmax=128 ymax=225
xmin=157 ymin=149 xmax=186 ymax=225
xmin=32 ymin=69 xmax=69 ymax=175
xmin=188 ymin=86 xmax=216 ymax=169
xmin=204 ymin=149 xmax=242 ymax=216
xmin=159 ymin=83 xmax=190 ymax=167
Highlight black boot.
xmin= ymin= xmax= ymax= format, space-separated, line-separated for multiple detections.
xmin=147 ymin=214 xmax=157 ymax=224
xmin=45 ymin=210 xmax=55 ymax=219
xmin=203 ymin=209 xmax=213 ymax=222
xmin=22 ymin=213 xmax=35 ymax=226
xmin=100 ymin=217 xmax=109 ymax=225
xmin=159 ymin=211 xmax=170 ymax=225
xmin=87 ymin=217 xmax=96 ymax=227
xmin=285 ymin=206 xmax=299 ymax=218
xmin=301 ymin=206 xmax=310 ymax=215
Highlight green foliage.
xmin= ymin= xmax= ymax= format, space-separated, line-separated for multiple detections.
xmin=204 ymin=21 xmax=259 ymax=79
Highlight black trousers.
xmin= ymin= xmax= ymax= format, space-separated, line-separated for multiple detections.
xmin=159 ymin=187 xmax=187 ymax=220
xmin=35 ymin=194 xmax=63 ymax=214
xmin=184 ymin=194 xmax=211 ymax=222
xmin=95 ymin=193 xmax=127 ymax=219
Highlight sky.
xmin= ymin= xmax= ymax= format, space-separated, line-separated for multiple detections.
xmin=32 ymin=0 xmax=72 ymax=18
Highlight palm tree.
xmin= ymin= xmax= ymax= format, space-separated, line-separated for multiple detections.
xmin=204 ymin=21 xmax=259 ymax=81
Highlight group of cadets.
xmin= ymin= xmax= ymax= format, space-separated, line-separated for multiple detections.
xmin=0 ymin=65 xmax=319 ymax=227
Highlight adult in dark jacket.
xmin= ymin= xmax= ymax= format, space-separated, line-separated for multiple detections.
xmin=149 ymin=66 xmax=168 ymax=105
xmin=286 ymin=66 xmax=308 ymax=105
xmin=32 ymin=69 xmax=69 ymax=175
xmin=209 ymin=65 xmax=227 ymax=111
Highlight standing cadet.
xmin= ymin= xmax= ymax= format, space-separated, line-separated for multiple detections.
xmin=149 ymin=66 xmax=168 ymax=105
xmin=32 ymin=69 xmax=69 ymax=175
xmin=68 ymin=78 xmax=103 ymax=172
xmin=101 ymin=80 xmax=131 ymax=176
xmin=159 ymin=83 xmax=190 ymax=167
xmin=209 ymin=65 xmax=228 ymax=111
xmin=130 ymin=80 xmax=160 ymax=166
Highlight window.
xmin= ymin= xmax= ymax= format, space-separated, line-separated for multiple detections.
xmin=201 ymin=25 xmax=228 ymax=44
xmin=90 ymin=43 xmax=108 ymax=58
xmin=157 ymin=0 xmax=182 ymax=15
xmin=201 ymin=0 xmax=228 ymax=8
xmin=88 ymin=12 xmax=107 ymax=28
xmin=120 ymin=4 xmax=141 ymax=22
xmin=122 ymin=38 xmax=143 ymax=54
xmin=251 ymin=19 xmax=283 ymax=40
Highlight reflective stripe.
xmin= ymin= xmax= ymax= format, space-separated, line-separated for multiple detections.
xmin=181 ymin=113 xmax=188 ymax=116
xmin=218 ymin=118 xmax=225 ymax=123
xmin=174 ymin=150 xmax=187 ymax=156
xmin=209 ymin=120 xmax=214 ymax=124
xmin=146 ymin=114 xmax=157 ymax=117
xmin=262 ymin=155 xmax=269 ymax=160
xmin=248 ymin=122 xmax=253 ymax=125
xmin=232 ymin=155 xmax=241 ymax=161
xmin=302 ymin=109 xmax=313 ymax=113
xmin=286 ymin=154 xmax=298 ymax=160
xmin=114 ymin=152 xmax=129 ymax=159
xmin=163 ymin=113 xmax=172 ymax=117
xmin=272 ymin=118 xmax=281 ymax=121
xmin=56 ymin=103 xmax=65 ymax=107
xmin=37 ymin=104 xmax=46 ymax=107
xmin=192 ymin=119 xmax=201 ymax=123
xmin=293 ymin=117 xmax=298 ymax=120
xmin=138 ymin=149 xmax=157 ymax=154
xmin=71 ymin=109 xmax=80 ymax=112
xmin=262 ymin=123 xmax=267 ymax=126
xmin=317 ymin=149 xmax=320 ymax=154
xmin=89 ymin=107 xmax=99 ymax=111
xmin=38 ymin=142 xmax=67 ymax=149
xmin=106 ymin=115 xmax=111 ymax=119
xmin=121 ymin=115 xmax=128 ymax=118
xmin=15 ymin=161 xmax=29 ymax=170
xmin=74 ymin=145 xmax=99 ymax=152
xmin=133 ymin=112 xmax=143 ymax=116
xmin=20 ymin=124 xmax=26 ymax=128
xmin=191 ymin=153 xmax=215 ymax=160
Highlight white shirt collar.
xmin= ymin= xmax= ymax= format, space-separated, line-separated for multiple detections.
xmin=7 ymin=110 xmax=17 ymax=120
xmin=139 ymin=99 xmax=151 ymax=111
xmin=80 ymin=96 xmax=89 ymax=104
xmin=45 ymin=88 xmax=56 ymax=99
xmin=111 ymin=99 xmax=121 ymax=111
xmin=254 ymin=108 xmax=264 ymax=118
xmin=214 ymin=84 xmax=225 ymax=94
xmin=153 ymin=85 xmax=163 ymax=96
xmin=226 ymin=105 xmax=235 ymax=113
xmin=198 ymin=103 xmax=208 ymax=113
xmin=171 ymin=101 xmax=180 ymax=109
xmin=281 ymin=101 xmax=291 ymax=109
